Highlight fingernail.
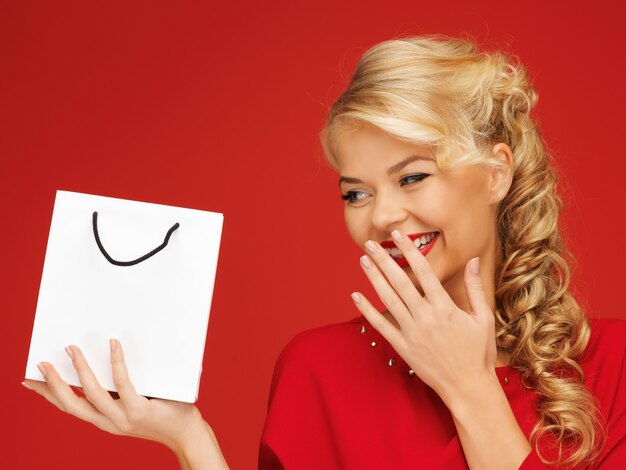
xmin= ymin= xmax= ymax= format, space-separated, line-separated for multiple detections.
xmin=364 ymin=240 xmax=378 ymax=254
xmin=360 ymin=255 xmax=373 ymax=269
xmin=21 ymin=381 xmax=34 ymax=390
xmin=470 ymin=257 xmax=480 ymax=275
xmin=65 ymin=345 xmax=75 ymax=360
xmin=37 ymin=362 xmax=48 ymax=378
xmin=351 ymin=292 xmax=362 ymax=304
xmin=110 ymin=338 xmax=118 ymax=352
xmin=391 ymin=230 xmax=403 ymax=244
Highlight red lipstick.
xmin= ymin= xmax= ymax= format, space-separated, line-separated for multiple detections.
xmin=381 ymin=232 xmax=440 ymax=268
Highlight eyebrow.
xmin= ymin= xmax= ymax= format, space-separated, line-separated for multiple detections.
xmin=338 ymin=154 xmax=434 ymax=187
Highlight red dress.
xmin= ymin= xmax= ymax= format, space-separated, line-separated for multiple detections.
xmin=259 ymin=316 xmax=626 ymax=469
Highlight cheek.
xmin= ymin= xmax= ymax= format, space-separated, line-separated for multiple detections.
xmin=428 ymin=178 xmax=492 ymax=247
xmin=344 ymin=209 xmax=365 ymax=245
xmin=445 ymin=197 xmax=494 ymax=256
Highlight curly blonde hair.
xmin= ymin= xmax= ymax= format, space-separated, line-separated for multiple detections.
xmin=321 ymin=35 xmax=604 ymax=467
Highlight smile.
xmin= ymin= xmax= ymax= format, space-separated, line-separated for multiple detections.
xmin=379 ymin=232 xmax=440 ymax=266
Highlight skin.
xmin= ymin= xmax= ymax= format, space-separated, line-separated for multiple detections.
xmin=22 ymin=124 xmax=532 ymax=469
xmin=24 ymin=341 xmax=225 ymax=470
xmin=337 ymin=124 xmax=505 ymax=315
xmin=338 ymin=124 xmax=531 ymax=468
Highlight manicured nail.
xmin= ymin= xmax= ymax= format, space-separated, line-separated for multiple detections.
xmin=65 ymin=345 xmax=75 ymax=360
xmin=470 ymin=257 xmax=480 ymax=275
xmin=110 ymin=338 xmax=118 ymax=352
xmin=351 ymin=292 xmax=362 ymax=304
xmin=21 ymin=381 xmax=34 ymax=390
xmin=391 ymin=230 xmax=403 ymax=244
xmin=360 ymin=255 xmax=373 ymax=269
xmin=37 ymin=363 xmax=48 ymax=377
xmin=364 ymin=240 xmax=378 ymax=254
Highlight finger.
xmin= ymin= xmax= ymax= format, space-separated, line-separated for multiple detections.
xmin=22 ymin=379 xmax=64 ymax=410
xmin=364 ymin=239 xmax=424 ymax=314
xmin=109 ymin=339 xmax=143 ymax=409
xmin=65 ymin=345 xmax=126 ymax=423
xmin=351 ymin=291 xmax=405 ymax=349
xmin=390 ymin=230 xmax=448 ymax=303
xmin=34 ymin=362 xmax=122 ymax=434
xmin=360 ymin=251 xmax=415 ymax=330
xmin=463 ymin=257 xmax=492 ymax=321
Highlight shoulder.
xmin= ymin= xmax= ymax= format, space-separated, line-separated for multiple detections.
xmin=583 ymin=318 xmax=626 ymax=463
xmin=580 ymin=317 xmax=626 ymax=394
xmin=585 ymin=317 xmax=626 ymax=359
xmin=275 ymin=316 xmax=367 ymax=368
xmin=265 ymin=316 xmax=368 ymax=404
xmin=588 ymin=316 xmax=626 ymax=337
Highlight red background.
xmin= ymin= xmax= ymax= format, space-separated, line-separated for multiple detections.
xmin=2 ymin=1 xmax=625 ymax=468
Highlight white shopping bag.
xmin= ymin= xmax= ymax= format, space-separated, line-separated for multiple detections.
xmin=25 ymin=190 xmax=223 ymax=403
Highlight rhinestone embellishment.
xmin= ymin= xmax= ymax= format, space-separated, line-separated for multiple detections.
xmin=360 ymin=324 xmax=414 ymax=377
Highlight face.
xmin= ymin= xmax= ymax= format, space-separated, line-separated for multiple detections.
xmin=335 ymin=125 xmax=507 ymax=306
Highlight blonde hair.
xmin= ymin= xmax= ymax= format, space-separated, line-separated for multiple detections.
xmin=321 ymin=35 xmax=604 ymax=466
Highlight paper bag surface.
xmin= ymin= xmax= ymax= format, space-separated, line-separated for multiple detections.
xmin=25 ymin=190 xmax=223 ymax=403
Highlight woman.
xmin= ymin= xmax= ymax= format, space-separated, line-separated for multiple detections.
xmin=22 ymin=35 xmax=626 ymax=469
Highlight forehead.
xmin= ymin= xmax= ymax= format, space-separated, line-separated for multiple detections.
xmin=334 ymin=125 xmax=436 ymax=174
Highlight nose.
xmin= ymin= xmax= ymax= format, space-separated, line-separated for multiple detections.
xmin=370 ymin=188 xmax=408 ymax=234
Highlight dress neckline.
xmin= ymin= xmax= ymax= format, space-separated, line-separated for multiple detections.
xmin=352 ymin=315 xmax=516 ymax=387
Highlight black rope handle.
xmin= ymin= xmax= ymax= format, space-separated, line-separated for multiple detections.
xmin=92 ymin=211 xmax=180 ymax=267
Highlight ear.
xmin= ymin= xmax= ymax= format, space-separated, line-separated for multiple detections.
xmin=487 ymin=143 xmax=514 ymax=203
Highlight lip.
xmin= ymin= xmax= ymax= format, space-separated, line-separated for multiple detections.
xmin=381 ymin=231 xmax=440 ymax=268
xmin=380 ymin=232 xmax=437 ymax=249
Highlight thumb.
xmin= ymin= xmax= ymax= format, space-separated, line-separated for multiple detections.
xmin=464 ymin=257 xmax=491 ymax=320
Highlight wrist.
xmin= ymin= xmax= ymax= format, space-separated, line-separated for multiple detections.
xmin=443 ymin=370 xmax=531 ymax=469
xmin=169 ymin=418 xmax=228 ymax=470
xmin=441 ymin=368 xmax=502 ymax=418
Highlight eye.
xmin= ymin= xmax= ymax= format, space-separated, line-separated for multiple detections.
xmin=400 ymin=173 xmax=429 ymax=186
xmin=340 ymin=190 xmax=369 ymax=204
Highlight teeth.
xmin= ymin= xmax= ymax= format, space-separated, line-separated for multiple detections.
xmin=388 ymin=247 xmax=402 ymax=258
xmin=384 ymin=246 xmax=403 ymax=258
xmin=384 ymin=232 xmax=438 ymax=258
xmin=413 ymin=232 xmax=437 ymax=248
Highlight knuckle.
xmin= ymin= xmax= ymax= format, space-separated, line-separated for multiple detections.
xmin=420 ymin=313 xmax=437 ymax=328
xmin=125 ymin=405 xmax=148 ymax=426
xmin=446 ymin=309 xmax=456 ymax=322
xmin=430 ymin=297 xmax=447 ymax=311
xmin=112 ymin=375 xmax=127 ymax=390
xmin=412 ymin=262 xmax=430 ymax=278
xmin=82 ymin=385 xmax=105 ymax=402
xmin=110 ymin=354 xmax=124 ymax=365
xmin=81 ymin=387 xmax=96 ymax=401
xmin=387 ymin=296 xmax=404 ymax=310
xmin=366 ymin=312 xmax=382 ymax=327
xmin=470 ymin=280 xmax=485 ymax=291
xmin=60 ymin=401 xmax=76 ymax=415
xmin=116 ymin=419 xmax=135 ymax=434
xmin=397 ymin=278 xmax=415 ymax=293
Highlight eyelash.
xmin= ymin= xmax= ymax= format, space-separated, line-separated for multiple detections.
xmin=340 ymin=173 xmax=429 ymax=204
